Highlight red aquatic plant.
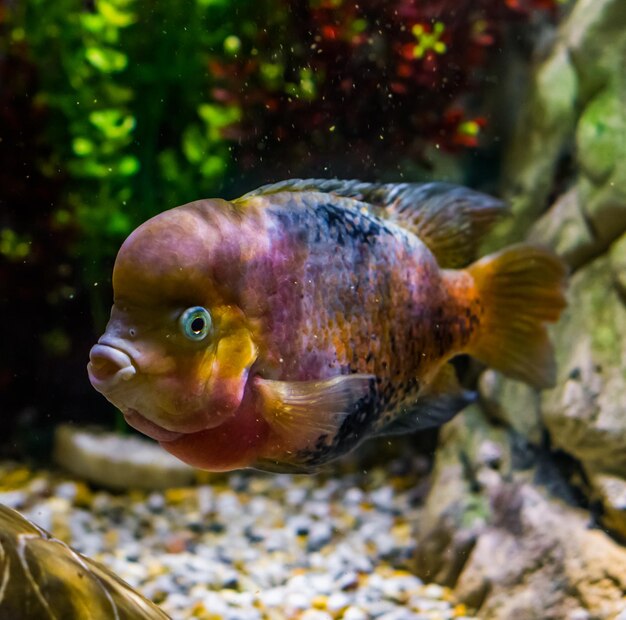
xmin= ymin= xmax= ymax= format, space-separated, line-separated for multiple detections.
xmin=207 ymin=0 xmax=559 ymax=179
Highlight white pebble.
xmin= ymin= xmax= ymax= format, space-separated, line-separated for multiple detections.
xmin=259 ymin=587 xmax=287 ymax=607
xmin=343 ymin=606 xmax=368 ymax=620
xmin=147 ymin=492 xmax=165 ymax=511
xmin=336 ymin=571 xmax=359 ymax=590
xmin=54 ymin=482 xmax=77 ymax=501
xmin=327 ymin=591 xmax=351 ymax=611
xmin=286 ymin=486 xmax=308 ymax=505
xmin=285 ymin=591 xmax=311 ymax=611
xmin=307 ymin=522 xmax=333 ymax=550
xmin=422 ymin=583 xmax=445 ymax=599
xmin=0 ymin=491 xmax=27 ymax=509
xmin=370 ymin=486 xmax=394 ymax=510
xmin=309 ymin=573 xmax=334 ymax=595
xmin=373 ymin=532 xmax=397 ymax=556
xmin=382 ymin=575 xmax=421 ymax=601
xmin=344 ymin=487 xmax=364 ymax=504
xmin=306 ymin=501 xmax=331 ymax=519
xmin=300 ymin=610 xmax=333 ymax=620
xmin=216 ymin=491 xmax=241 ymax=519
xmin=196 ymin=485 xmax=213 ymax=515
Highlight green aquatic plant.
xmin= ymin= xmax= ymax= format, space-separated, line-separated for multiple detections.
xmin=9 ymin=0 xmax=243 ymax=326
xmin=0 ymin=228 xmax=31 ymax=261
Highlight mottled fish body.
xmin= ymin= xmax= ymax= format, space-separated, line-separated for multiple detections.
xmin=88 ymin=179 xmax=566 ymax=472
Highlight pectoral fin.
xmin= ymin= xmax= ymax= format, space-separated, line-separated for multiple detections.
xmin=255 ymin=374 xmax=376 ymax=448
xmin=377 ymin=364 xmax=475 ymax=436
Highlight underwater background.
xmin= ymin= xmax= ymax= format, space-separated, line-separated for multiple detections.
xmin=2 ymin=0 xmax=626 ymax=618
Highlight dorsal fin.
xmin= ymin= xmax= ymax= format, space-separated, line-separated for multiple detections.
xmin=381 ymin=183 xmax=508 ymax=267
xmin=238 ymin=178 xmax=378 ymax=201
xmin=238 ymin=178 xmax=508 ymax=268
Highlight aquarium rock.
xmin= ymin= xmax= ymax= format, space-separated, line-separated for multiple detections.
xmin=53 ymin=424 xmax=197 ymax=490
xmin=463 ymin=0 xmax=626 ymax=553
xmin=413 ymin=407 xmax=626 ymax=619
xmin=493 ymin=0 xmax=626 ymax=253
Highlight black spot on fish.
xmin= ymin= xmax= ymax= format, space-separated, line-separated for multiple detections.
xmin=294 ymin=377 xmax=379 ymax=467
xmin=314 ymin=202 xmax=393 ymax=248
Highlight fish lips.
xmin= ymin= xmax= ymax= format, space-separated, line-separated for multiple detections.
xmin=123 ymin=409 xmax=185 ymax=443
xmin=87 ymin=344 xmax=136 ymax=392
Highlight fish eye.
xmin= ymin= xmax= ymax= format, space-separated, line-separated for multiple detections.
xmin=179 ymin=306 xmax=212 ymax=341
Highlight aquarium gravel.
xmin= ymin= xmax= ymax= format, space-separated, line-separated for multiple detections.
xmin=0 ymin=459 xmax=473 ymax=620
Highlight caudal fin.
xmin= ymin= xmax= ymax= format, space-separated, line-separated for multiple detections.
xmin=468 ymin=244 xmax=567 ymax=389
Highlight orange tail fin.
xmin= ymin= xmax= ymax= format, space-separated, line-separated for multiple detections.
xmin=467 ymin=244 xmax=567 ymax=389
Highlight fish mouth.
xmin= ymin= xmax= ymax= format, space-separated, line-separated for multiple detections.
xmin=124 ymin=409 xmax=185 ymax=443
xmin=88 ymin=344 xmax=136 ymax=390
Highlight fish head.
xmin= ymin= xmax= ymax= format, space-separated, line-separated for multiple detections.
xmin=87 ymin=201 xmax=261 ymax=444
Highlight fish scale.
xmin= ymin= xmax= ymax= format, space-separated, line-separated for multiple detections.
xmin=259 ymin=194 xmax=438 ymax=405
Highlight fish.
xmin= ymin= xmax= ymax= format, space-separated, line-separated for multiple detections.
xmin=0 ymin=503 xmax=169 ymax=619
xmin=87 ymin=179 xmax=567 ymax=473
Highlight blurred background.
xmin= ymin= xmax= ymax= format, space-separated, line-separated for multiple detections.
xmin=0 ymin=0 xmax=562 ymax=457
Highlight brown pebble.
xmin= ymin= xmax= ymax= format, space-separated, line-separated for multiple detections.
xmin=164 ymin=534 xmax=188 ymax=553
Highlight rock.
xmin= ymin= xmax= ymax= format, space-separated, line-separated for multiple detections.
xmin=576 ymin=87 xmax=621 ymax=185
xmin=565 ymin=0 xmax=626 ymax=100
xmin=495 ymin=46 xmax=578 ymax=245
xmin=511 ymin=7 xmax=626 ymax=520
xmin=492 ymin=0 xmax=626 ymax=250
xmin=53 ymin=424 xmax=198 ymax=490
xmin=479 ymin=370 xmax=542 ymax=445
xmin=610 ymin=233 xmax=626 ymax=295
xmin=413 ymin=406 xmax=509 ymax=587
xmin=542 ymin=255 xmax=626 ymax=478
xmin=527 ymin=188 xmax=605 ymax=270
xmin=591 ymin=473 xmax=626 ymax=539
xmin=414 ymin=1 xmax=626 ymax=614
xmin=454 ymin=483 xmax=626 ymax=619
xmin=413 ymin=408 xmax=626 ymax=619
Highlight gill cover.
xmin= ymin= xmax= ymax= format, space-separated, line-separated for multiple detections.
xmin=207 ymin=307 xmax=258 ymax=414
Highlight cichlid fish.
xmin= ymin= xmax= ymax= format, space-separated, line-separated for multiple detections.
xmin=88 ymin=179 xmax=566 ymax=473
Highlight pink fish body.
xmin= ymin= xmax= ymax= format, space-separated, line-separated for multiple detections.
xmin=88 ymin=179 xmax=566 ymax=472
